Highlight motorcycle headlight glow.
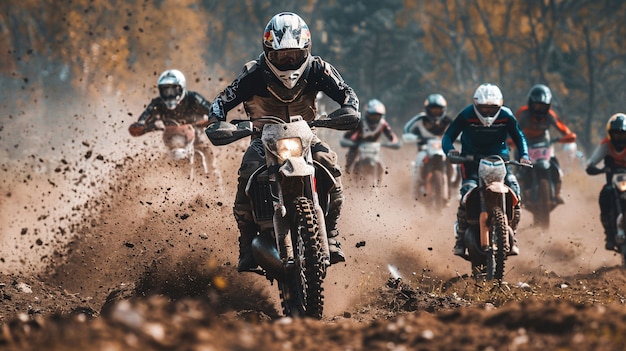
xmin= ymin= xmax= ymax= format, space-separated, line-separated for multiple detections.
xmin=276 ymin=137 xmax=303 ymax=164
xmin=613 ymin=174 xmax=626 ymax=192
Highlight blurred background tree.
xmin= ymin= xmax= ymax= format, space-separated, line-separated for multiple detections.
xmin=2 ymin=0 xmax=626 ymax=157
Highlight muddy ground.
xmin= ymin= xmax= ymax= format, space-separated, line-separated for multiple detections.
xmin=2 ymin=130 xmax=626 ymax=351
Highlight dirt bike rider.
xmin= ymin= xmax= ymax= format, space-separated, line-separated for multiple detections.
xmin=402 ymin=93 xmax=455 ymax=198
xmin=342 ymin=99 xmax=400 ymax=174
xmin=442 ymin=83 xmax=531 ymax=257
xmin=514 ymin=84 xmax=577 ymax=204
xmin=205 ymin=12 xmax=360 ymax=272
xmin=586 ymin=113 xmax=626 ymax=251
xmin=129 ymin=69 xmax=212 ymax=140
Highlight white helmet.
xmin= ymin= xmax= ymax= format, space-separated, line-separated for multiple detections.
xmin=158 ymin=69 xmax=187 ymax=110
xmin=473 ymin=83 xmax=503 ymax=127
xmin=365 ymin=99 xmax=386 ymax=127
xmin=263 ymin=12 xmax=312 ymax=89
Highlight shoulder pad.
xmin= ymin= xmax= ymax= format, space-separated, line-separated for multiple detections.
xmin=244 ymin=60 xmax=259 ymax=73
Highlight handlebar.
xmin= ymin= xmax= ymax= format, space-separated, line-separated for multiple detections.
xmin=206 ymin=114 xmax=361 ymax=146
xmin=586 ymin=166 xmax=626 ymax=176
xmin=447 ymin=153 xmax=533 ymax=168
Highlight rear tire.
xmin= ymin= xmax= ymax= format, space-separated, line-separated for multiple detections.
xmin=534 ymin=177 xmax=551 ymax=228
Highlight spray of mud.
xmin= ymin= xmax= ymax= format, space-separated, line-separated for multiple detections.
xmin=0 ymin=100 xmax=618 ymax=319
xmin=322 ymin=141 xmax=615 ymax=316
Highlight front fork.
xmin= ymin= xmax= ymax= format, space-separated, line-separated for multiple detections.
xmin=271 ymin=174 xmax=330 ymax=265
xmin=478 ymin=189 xmax=510 ymax=251
xmin=614 ymin=189 xmax=626 ymax=245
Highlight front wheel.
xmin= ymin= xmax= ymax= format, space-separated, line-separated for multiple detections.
xmin=486 ymin=207 xmax=508 ymax=281
xmin=428 ymin=169 xmax=446 ymax=210
xmin=533 ymin=177 xmax=551 ymax=228
xmin=278 ymin=197 xmax=325 ymax=319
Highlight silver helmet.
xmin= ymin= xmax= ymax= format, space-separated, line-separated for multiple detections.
xmin=158 ymin=69 xmax=187 ymax=110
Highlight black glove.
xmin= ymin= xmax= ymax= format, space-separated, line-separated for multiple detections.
xmin=586 ymin=166 xmax=604 ymax=175
xmin=328 ymin=107 xmax=360 ymax=130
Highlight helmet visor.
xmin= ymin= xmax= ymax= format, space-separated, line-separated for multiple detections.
xmin=366 ymin=113 xmax=383 ymax=124
xmin=159 ymin=84 xmax=183 ymax=100
xmin=427 ymin=106 xmax=444 ymax=118
xmin=532 ymin=103 xmax=550 ymax=116
xmin=267 ymin=48 xmax=309 ymax=70
xmin=610 ymin=131 xmax=626 ymax=142
xmin=476 ymin=104 xmax=500 ymax=117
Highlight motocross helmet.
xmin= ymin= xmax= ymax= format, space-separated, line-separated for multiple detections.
xmin=365 ymin=99 xmax=386 ymax=126
xmin=527 ymin=84 xmax=552 ymax=119
xmin=158 ymin=69 xmax=187 ymax=110
xmin=473 ymin=83 xmax=503 ymax=127
xmin=607 ymin=113 xmax=626 ymax=151
xmin=424 ymin=93 xmax=447 ymax=121
xmin=263 ymin=12 xmax=312 ymax=89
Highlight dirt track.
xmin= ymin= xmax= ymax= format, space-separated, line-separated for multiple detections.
xmin=2 ymin=131 xmax=626 ymax=350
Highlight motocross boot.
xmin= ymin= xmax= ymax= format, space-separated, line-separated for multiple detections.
xmin=326 ymin=187 xmax=346 ymax=264
xmin=234 ymin=206 xmax=259 ymax=272
xmin=509 ymin=204 xmax=522 ymax=256
xmin=453 ymin=205 xmax=468 ymax=256
xmin=601 ymin=215 xmax=616 ymax=251
xmin=554 ymin=180 xmax=565 ymax=205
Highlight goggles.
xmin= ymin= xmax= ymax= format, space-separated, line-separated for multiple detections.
xmin=267 ymin=49 xmax=308 ymax=70
xmin=476 ymin=104 xmax=501 ymax=117
xmin=159 ymin=84 xmax=182 ymax=99
xmin=610 ymin=131 xmax=626 ymax=141
xmin=532 ymin=103 xmax=550 ymax=115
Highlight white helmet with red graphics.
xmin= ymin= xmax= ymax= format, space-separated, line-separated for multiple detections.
xmin=473 ymin=83 xmax=503 ymax=127
xmin=263 ymin=12 xmax=312 ymax=89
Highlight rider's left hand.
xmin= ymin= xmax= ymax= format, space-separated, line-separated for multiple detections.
xmin=153 ymin=119 xmax=165 ymax=131
xmin=520 ymin=156 xmax=532 ymax=165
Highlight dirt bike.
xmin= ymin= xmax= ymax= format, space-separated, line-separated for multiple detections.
xmin=339 ymin=139 xmax=401 ymax=187
xmin=518 ymin=139 xmax=559 ymax=228
xmin=590 ymin=167 xmax=626 ymax=267
xmin=449 ymin=154 xmax=531 ymax=280
xmin=205 ymin=113 xmax=358 ymax=319
xmin=404 ymin=135 xmax=459 ymax=209
xmin=148 ymin=118 xmax=218 ymax=182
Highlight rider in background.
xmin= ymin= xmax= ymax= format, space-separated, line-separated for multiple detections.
xmin=343 ymin=99 xmax=400 ymax=174
xmin=402 ymin=93 xmax=455 ymax=199
xmin=129 ymin=69 xmax=212 ymax=138
xmin=206 ymin=12 xmax=360 ymax=272
xmin=515 ymin=84 xmax=577 ymax=204
xmin=442 ymin=83 xmax=531 ymax=257
xmin=586 ymin=113 xmax=626 ymax=251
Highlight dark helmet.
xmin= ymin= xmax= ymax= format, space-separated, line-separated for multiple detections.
xmin=424 ymin=93 xmax=447 ymax=120
xmin=262 ymin=12 xmax=312 ymax=89
xmin=607 ymin=113 xmax=626 ymax=150
xmin=365 ymin=99 xmax=386 ymax=126
xmin=527 ymin=84 xmax=552 ymax=118
xmin=157 ymin=69 xmax=187 ymax=110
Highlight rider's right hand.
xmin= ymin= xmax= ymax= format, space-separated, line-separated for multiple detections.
xmin=447 ymin=150 xmax=460 ymax=158
xmin=153 ymin=120 xmax=165 ymax=131
xmin=586 ymin=165 xmax=605 ymax=175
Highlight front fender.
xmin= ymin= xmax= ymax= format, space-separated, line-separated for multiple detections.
xmin=279 ymin=157 xmax=315 ymax=177
xmin=485 ymin=182 xmax=510 ymax=194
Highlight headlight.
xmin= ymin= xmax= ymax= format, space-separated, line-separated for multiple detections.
xmin=276 ymin=138 xmax=303 ymax=164
xmin=614 ymin=174 xmax=626 ymax=192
